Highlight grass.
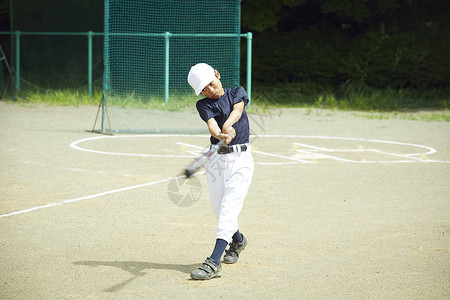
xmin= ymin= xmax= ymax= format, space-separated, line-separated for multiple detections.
xmin=252 ymin=81 xmax=450 ymax=110
xmin=3 ymin=89 xmax=198 ymax=111
xmin=350 ymin=111 xmax=450 ymax=122
xmin=249 ymin=81 xmax=450 ymax=121
xmin=7 ymin=89 xmax=102 ymax=107
xmin=2 ymin=83 xmax=449 ymax=122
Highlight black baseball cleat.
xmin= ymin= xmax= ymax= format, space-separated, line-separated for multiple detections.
xmin=190 ymin=257 xmax=223 ymax=280
xmin=223 ymin=234 xmax=247 ymax=264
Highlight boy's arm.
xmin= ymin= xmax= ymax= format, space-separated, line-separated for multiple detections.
xmin=206 ymin=118 xmax=232 ymax=145
xmin=222 ymin=101 xmax=244 ymax=138
xmin=206 ymin=101 xmax=245 ymax=145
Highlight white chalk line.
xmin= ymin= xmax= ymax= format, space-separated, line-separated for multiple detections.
xmin=70 ymin=134 xmax=449 ymax=163
xmin=175 ymin=142 xmax=206 ymax=156
xmin=260 ymin=134 xmax=437 ymax=156
xmin=291 ymin=141 xmax=450 ymax=164
xmin=253 ymin=150 xmax=312 ymax=163
xmin=176 ymin=140 xmax=310 ymax=165
xmin=0 ymin=175 xmax=184 ymax=219
xmin=293 ymin=142 xmax=422 ymax=164
xmin=69 ymin=134 xmax=208 ymax=158
xmin=3 ymin=134 xmax=448 ymax=219
xmin=175 ymin=142 xmax=205 ymax=150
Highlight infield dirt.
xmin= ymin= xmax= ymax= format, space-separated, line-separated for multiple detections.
xmin=0 ymin=102 xmax=449 ymax=299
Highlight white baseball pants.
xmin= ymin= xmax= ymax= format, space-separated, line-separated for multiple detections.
xmin=205 ymin=144 xmax=254 ymax=243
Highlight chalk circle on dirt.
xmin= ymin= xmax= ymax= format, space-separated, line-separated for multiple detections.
xmin=69 ymin=134 xmax=448 ymax=164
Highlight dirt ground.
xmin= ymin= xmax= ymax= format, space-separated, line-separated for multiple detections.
xmin=0 ymin=101 xmax=449 ymax=299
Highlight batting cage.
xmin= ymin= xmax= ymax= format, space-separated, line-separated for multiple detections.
xmin=101 ymin=0 xmax=251 ymax=134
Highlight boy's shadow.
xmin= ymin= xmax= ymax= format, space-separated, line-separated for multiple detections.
xmin=73 ymin=260 xmax=199 ymax=292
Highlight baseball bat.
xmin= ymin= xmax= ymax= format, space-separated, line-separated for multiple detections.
xmin=184 ymin=138 xmax=226 ymax=178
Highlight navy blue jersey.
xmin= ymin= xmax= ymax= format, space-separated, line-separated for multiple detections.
xmin=196 ymin=86 xmax=250 ymax=145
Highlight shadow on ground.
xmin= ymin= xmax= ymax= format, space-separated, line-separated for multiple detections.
xmin=73 ymin=260 xmax=199 ymax=292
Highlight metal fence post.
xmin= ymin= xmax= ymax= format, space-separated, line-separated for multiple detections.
xmin=88 ymin=31 xmax=93 ymax=98
xmin=246 ymin=32 xmax=252 ymax=105
xmin=15 ymin=30 xmax=20 ymax=91
xmin=164 ymin=32 xmax=171 ymax=104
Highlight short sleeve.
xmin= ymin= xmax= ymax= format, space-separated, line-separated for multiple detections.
xmin=231 ymin=86 xmax=249 ymax=106
xmin=196 ymin=99 xmax=217 ymax=123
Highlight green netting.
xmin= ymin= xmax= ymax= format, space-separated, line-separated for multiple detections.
xmin=103 ymin=0 xmax=242 ymax=133
xmin=7 ymin=1 xmax=104 ymax=92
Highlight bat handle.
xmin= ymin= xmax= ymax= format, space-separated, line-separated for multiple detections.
xmin=217 ymin=138 xmax=226 ymax=147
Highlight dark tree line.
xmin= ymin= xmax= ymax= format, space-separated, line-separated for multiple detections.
xmin=241 ymin=0 xmax=450 ymax=89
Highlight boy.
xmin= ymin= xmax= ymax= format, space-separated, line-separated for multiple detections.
xmin=187 ymin=63 xmax=254 ymax=280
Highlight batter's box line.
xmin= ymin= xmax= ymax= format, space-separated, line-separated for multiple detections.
xmin=253 ymin=150 xmax=312 ymax=164
xmin=292 ymin=142 xmax=447 ymax=164
xmin=175 ymin=142 xmax=205 ymax=157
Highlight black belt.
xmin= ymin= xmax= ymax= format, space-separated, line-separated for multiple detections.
xmin=215 ymin=144 xmax=248 ymax=155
